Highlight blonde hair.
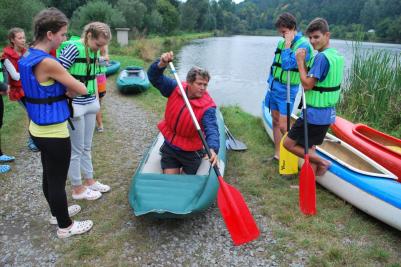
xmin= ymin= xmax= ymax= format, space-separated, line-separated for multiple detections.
xmin=82 ymin=22 xmax=112 ymax=45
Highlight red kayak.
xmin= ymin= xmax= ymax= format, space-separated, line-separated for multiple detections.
xmin=331 ymin=116 xmax=401 ymax=182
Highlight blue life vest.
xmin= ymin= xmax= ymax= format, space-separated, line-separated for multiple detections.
xmin=19 ymin=48 xmax=70 ymax=125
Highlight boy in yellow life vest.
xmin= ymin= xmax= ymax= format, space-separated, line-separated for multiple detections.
xmin=283 ymin=18 xmax=345 ymax=176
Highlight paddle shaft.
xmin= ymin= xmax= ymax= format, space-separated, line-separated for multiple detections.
xmin=287 ymin=71 xmax=291 ymax=132
xmin=302 ymin=88 xmax=309 ymax=154
xmin=169 ymin=62 xmax=258 ymax=244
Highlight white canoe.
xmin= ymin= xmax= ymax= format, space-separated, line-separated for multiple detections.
xmin=262 ymin=101 xmax=401 ymax=231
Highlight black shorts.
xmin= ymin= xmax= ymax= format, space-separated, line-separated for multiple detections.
xmin=159 ymin=143 xmax=205 ymax=175
xmin=99 ymin=91 xmax=106 ymax=98
xmin=287 ymin=117 xmax=329 ymax=148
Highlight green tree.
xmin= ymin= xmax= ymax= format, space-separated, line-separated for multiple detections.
xmin=70 ymin=0 xmax=126 ymax=34
xmin=146 ymin=9 xmax=163 ymax=33
xmin=42 ymin=0 xmax=88 ymax=18
xmin=0 ymin=0 xmax=45 ymax=43
xmin=180 ymin=0 xmax=209 ymax=31
xmin=237 ymin=2 xmax=259 ymax=30
xmin=155 ymin=0 xmax=179 ymax=34
xmin=115 ymin=0 xmax=147 ymax=30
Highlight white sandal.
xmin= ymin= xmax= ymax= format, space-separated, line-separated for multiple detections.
xmin=49 ymin=204 xmax=81 ymax=225
xmin=87 ymin=181 xmax=111 ymax=193
xmin=57 ymin=220 xmax=93 ymax=238
xmin=72 ymin=188 xmax=102 ymax=200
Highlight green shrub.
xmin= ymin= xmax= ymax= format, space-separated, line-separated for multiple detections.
xmin=0 ymin=0 xmax=45 ymax=44
xmin=70 ymin=0 xmax=126 ymax=34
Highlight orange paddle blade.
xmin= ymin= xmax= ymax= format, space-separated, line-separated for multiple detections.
xmin=299 ymin=155 xmax=316 ymax=215
xmin=217 ymin=176 xmax=260 ymax=246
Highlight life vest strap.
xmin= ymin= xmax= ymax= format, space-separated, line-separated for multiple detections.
xmin=74 ymin=58 xmax=96 ymax=64
xmin=25 ymin=95 xmax=67 ymax=105
xmin=312 ymin=85 xmax=341 ymax=93
xmin=72 ymin=74 xmax=96 ymax=83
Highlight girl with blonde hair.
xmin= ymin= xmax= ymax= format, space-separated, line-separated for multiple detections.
xmin=58 ymin=22 xmax=112 ymax=200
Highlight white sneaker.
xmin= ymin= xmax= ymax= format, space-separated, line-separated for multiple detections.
xmin=57 ymin=220 xmax=93 ymax=238
xmin=87 ymin=181 xmax=111 ymax=193
xmin=72 ymin=187 xmax=102 ymax=200
xmin=49 ymin=204 xmax=81 ymax=225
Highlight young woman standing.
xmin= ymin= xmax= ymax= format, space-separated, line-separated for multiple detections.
xmin=19 ymin=8 xmax=93 ymax=238
xmin=58 ymin=22 xmax=112 ymax=200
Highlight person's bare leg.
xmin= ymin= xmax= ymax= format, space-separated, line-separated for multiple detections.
xmin=284 ymin=137 xmax=331 ymax=176
xmin=72 ymin=185 xmax=87 ymax=195
xmin=163 ymin=168 xmax=180 ymax=174
xmin=272 ymin=110 xmax=283 ymax=159
xmin=96 ymin=98 xmax=103 ymax=129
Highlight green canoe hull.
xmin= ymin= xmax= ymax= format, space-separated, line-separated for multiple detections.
xmin=116 ymin=66 xmax=150 ymax=94
xmin=128 ymin=110 xmax=227 ymax=218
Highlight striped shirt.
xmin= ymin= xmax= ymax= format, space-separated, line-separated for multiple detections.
xmin=59 ymin=44 xmax=96 ymax=105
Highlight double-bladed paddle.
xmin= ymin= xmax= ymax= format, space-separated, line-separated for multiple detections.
xmin=169 ymin=62 xmax=260 ymax=246
xmin=299 ymin=87 xmax=316 ymax=215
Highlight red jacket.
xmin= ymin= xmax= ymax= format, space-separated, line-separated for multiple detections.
xmin=1 ymin=46 xmax=26 ymax=101
xmin=158 ymin=83 xmax=216 ymax=151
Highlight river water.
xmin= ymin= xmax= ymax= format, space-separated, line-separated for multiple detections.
xmin=175 ymin=36 xmax=401 ymax=116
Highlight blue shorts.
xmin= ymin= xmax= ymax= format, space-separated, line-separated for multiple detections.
xmin=264 ymin=90 xmax=296 ymax=116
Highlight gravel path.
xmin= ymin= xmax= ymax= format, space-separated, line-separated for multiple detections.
xmin=0 ymin=82 xmax=304 ymax=266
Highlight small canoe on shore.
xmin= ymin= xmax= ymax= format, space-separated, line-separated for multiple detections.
xmin=117 ymin=66 xmax=150 ymax=94
xmin=331 ymin=116 xmax=401 ymax=182
xmin=128 ymin=110 xmax=226 ymax=218
xmin=105 ymin=60 xmax=120 ymax=76
xmin=262 ymin=102 xmax=401 ymax=231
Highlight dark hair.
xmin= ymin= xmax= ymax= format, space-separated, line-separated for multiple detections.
xmin=275 ymin=12 xmax=297 ymax=30
xmin=186 ymin=66 xmax=210 ymax=83
xmin=33 ymin=7 xmax=68 ymax=43
xmin=306 ymin=18 xmax=330 ymax=35
xmin=7 ymin=27 xmax=24 ymax=46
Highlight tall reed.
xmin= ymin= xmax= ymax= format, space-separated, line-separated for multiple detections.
xmin=338 ymin=45 xmax=401 ymax=137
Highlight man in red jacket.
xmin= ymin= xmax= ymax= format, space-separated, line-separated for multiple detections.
xmin=148 ymin=51 xmax=219 ymax=175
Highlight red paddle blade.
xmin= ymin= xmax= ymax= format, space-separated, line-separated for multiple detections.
xmin=217 ymin=176 xmax=260 ymax=246
xmin=299 ymin=155 xmax=316 ymax=215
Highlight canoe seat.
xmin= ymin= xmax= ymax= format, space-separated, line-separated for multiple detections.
xmin=142 ymin=134 xmax=211 ymax=176
xmin=386 ymin=145 xmax=401 ymax=154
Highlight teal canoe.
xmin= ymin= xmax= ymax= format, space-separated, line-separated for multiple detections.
xmin=128 ymin=110 xmax=227 ymax=218
xmin=116 ymin=66 xmax=150 ymax=94
xmin=105 ymin=60 xmax=120 ymax=76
